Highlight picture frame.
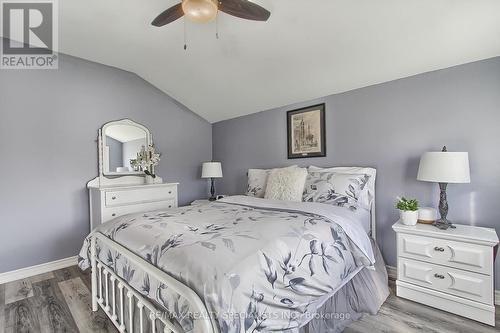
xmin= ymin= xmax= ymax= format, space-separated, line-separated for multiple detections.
xmin=287 ymin=103 xmax=326 ymax=159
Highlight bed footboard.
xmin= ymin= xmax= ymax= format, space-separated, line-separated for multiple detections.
xmin=90 ymin=233 xmax=218 ymax=333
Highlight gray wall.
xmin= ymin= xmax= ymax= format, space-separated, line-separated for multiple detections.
xmin=0 ymin=51 xmax=212 ymax=273
xmin=213 ymin=57 xmax=500 ymax=287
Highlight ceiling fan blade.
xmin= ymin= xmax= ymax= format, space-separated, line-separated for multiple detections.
xmin=219 ymin=0 xmax=270 ymax=21
xmin=151 ymin=3 xmax=184 ymax=27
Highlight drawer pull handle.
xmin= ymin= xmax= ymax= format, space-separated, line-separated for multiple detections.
xmin=434 ymin=273 xmax=445 ymax=279
xmin=168 ymin=191 xmax=172 ymax=194
xmin=112 ymin=213 xmax=116 ymax=217
xmin=168 ymin=205 xmax=172 ymax=208
xmin=434 ymin=246 xmax=445 ymax=252
xmin=111 ymin=196 xmax=116 ymax=200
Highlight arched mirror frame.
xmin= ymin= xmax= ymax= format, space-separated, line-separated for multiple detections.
xmin=100 ymin=119 xmax=151 ymax=176
xmin=88 ymin=119 xmax=163 ymax=188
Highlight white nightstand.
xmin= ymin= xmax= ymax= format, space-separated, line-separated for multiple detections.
xmin=191 ymin=195 xmax=227 ymax=206
xmin=392 ymin=221 xmax=498 ymax=325
xmin=190 ymin=199 xmax=210 ymax=205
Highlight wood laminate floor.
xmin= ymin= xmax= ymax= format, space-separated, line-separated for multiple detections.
xmin=0 ymin=266 xmax=498 ymax=333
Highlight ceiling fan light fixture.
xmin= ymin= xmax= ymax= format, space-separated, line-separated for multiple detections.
xmin=182 ymin=0 xmax=218 ymax=23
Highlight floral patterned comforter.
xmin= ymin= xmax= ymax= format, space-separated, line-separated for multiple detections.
xmin=78 ymin=196 xmax=375 ymax=333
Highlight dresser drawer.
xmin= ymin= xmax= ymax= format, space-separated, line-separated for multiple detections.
xmin=398 ymin=257 xmax=493 ymax=304
xmin=397 ymin=233 xmax=492 ymax=275
xmin=105 ymin=186 xmax=177 ymax=207
xmin=102 ymin=200 xmax=176 ymax=223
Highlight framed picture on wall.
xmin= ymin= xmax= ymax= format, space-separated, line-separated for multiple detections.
xmin=287 ymin=103 xmax=326 ymax=159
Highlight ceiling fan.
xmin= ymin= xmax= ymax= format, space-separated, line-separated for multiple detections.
xmin=151 ymin=0 xmax=271 ymax=26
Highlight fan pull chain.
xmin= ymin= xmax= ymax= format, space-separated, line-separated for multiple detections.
xmin=184 ymin=18 xmax=187 ymax=50
xmin=215 ymin=13 xmax=219 ymax=39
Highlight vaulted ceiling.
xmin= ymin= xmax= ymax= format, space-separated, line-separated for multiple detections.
xmin=60 ymin=1 xmax=500 ymax=122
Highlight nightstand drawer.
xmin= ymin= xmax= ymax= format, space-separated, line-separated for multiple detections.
xmin=397 ymin=233 xmax=492 ymax=275
xmin=105 ymin=186 xmax=177 ymax=207
xmin=398 ymin=257 xmax=493 ymax=304
xmin=101 ymin=200 xmax=176 ymax=223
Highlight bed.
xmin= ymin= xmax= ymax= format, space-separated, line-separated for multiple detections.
xmin=78 ymin=195 xmax=389 ymax=333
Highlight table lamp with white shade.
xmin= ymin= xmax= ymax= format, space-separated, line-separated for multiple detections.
xmin=417 ymin=146 xmax=470 ymax=230
xmin=202 ymin=161 xmax=223 ymax=201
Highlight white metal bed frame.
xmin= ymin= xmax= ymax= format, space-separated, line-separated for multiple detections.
xmin=91 ymin=233 xmax=218 ymax=333
xmin=89 ymin=200 xmax=377 ymax=333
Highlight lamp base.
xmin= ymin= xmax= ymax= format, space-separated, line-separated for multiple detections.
xmin=208 ymin=178 xmax=217 ymax=201
xmin=432 ymin=218 xmax=456 ymax=230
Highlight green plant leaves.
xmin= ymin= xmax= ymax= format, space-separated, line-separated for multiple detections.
xmin=396 ymin=197 xmax=419 ymax=211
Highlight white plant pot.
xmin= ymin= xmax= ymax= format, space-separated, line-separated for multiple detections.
xmin=400 ymin=210 xmax=418 ymax=226
xmin=145 ymin=175 xmax=155 ymax=184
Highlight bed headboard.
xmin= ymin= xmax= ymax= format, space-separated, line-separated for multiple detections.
xmin=371 ymin=194 xmax=376 ymax=240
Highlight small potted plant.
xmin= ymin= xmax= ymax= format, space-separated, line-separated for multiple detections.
xmin=396 ymin=197 xmax=419 ymax=226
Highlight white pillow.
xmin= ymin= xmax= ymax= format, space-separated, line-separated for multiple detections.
xmin=264 ymin=167 xmax=308 ymax=202
xmin=308 ymin=166 xmax=376 ymax=208
xmin=246 ymin=165 xmax=297 ymax=198
xmin=246 ymin=169 xmax=269 ymax=198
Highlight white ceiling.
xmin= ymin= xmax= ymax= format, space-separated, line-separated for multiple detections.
xmin=57 ymin=1 xmax=500 ymax=122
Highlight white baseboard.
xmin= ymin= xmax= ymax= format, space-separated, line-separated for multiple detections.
xmin=386 ymin=265 xmax=500 ymax=306
xmin=0 ymin=256 xmax=78 ymax=284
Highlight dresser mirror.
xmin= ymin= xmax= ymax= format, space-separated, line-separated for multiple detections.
xmin=101 ymin=119 xmax=151 ymax=176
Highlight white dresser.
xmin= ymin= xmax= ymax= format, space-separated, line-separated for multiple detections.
xmin=89 ymin=183 xmax=178 ymax=230
xmin=393 ymin=221 xmax=498 ymax=325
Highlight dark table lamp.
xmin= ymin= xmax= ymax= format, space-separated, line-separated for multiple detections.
xmin=202 ymin=161 xmax=223 ymax=201
xmin=417 ymin=146 xmax=470 ymax=230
